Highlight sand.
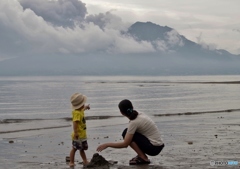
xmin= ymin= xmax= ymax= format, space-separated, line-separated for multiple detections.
xmin=0 ymin=111 xmax=240 ymax=169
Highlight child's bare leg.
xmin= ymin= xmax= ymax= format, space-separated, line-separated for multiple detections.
xmin=80 ymin=150 xmax=89 ymax=165
xmin=69 ymin=148 xmax=77 ymax=167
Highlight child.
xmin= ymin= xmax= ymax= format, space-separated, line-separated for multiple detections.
xmin=69 ymin=93 xmax=90 ymax=167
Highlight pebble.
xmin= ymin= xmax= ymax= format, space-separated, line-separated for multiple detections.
xmin=66 ymin=156 xmax=70 ymax=162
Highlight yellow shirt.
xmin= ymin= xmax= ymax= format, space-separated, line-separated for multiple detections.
xmin=71 ymin=109 xmax=87 ymax=140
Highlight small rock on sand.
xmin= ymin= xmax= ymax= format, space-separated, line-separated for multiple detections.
xmin=84 ymin=153 xmax=113 ymax=168
xmin=9 ymin=140 xmax=14 ymax=144
xmin=65 ymin=156 xmax=70 ymax=162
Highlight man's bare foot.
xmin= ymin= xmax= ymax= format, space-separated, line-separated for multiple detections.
xmin=69 ymin=163 xmax=75 ymax=167
xmin=83 ymin=160 xmax=89 ymax=166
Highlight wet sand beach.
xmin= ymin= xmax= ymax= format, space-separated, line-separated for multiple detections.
xmin=0 ymin=111 xmax=240 ymax=169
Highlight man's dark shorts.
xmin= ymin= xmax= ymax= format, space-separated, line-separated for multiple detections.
xmin=122 ymin=128 xmax=164 ymax=156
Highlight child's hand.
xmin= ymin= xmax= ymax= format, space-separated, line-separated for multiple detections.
xmin=85 ymin=104 xmax=90 ymax=110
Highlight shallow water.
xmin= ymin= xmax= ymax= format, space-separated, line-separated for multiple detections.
xmin=0 ymin=75 xmax=240 ymax=133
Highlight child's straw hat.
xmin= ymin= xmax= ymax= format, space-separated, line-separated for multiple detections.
xmin=70 ymin=93 xmax=87 ymax=109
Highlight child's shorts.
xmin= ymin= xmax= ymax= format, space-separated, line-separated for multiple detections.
xmin=72 ymin=140 xmax=88 ymax=150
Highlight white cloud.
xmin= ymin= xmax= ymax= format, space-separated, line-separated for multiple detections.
xmin=154 ymin=40 xmax=168 ymax=52
xmin=0 ymin=0 xmax=239 ymax=62
xmin=0 ymin=0 xmax=158 ymax=60
xmin=106 ymin=32 xmax=155 ymax=54
xmin=151 ymin=30 xmax=184 ymax=53
xmin=85 ymin=11 xmax=130 ymax=31
xmin=165 ymin=30 xmax=184 ymax=47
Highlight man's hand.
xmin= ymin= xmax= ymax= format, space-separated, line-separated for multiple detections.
xmin=96 ymin=143 xmax=108 ymax=152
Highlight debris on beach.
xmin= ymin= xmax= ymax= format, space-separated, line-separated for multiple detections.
xmin=9 ymin=140 xmax=14 ymax=143
xmin=84 ymin=153 xmax=117 ymax=168
xmin=187 ymin=141 xmax=193 ymax=145
xmin=65 ymin=156 xmax=70 ymax=162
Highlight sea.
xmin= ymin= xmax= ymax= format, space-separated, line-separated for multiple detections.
xmin=0 ymin=75 xmax=240 ymax=133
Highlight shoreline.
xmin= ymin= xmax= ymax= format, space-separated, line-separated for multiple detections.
xmin=1 ymin=108 xmax=240 ymax=135
xmin=1 ymin=107 xmax=240 ymax=124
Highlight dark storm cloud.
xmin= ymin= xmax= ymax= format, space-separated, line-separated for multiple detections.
xmin=19 ymin=0 xmax=87 ymax=28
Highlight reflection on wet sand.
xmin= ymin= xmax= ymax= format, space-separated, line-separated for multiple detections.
xmin=1 ymin=111 xmax=239 ymax=169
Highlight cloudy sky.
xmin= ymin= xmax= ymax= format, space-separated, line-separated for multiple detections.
xmin=0 ymin=0 xmax=239 ymax=61
xmin=84 ymin=0 xmax=240 ymax=53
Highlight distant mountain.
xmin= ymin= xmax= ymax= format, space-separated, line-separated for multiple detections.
xmin=127 ymin=22 xmax=173 ymax=41
xmin=0 ymin=21 xmax=240 ymax=76
xmin=126 ymin=22 xmax=237 ymax=60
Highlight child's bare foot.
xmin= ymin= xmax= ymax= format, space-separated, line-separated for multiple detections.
xmin=69 ymin=163 xmax=75 ymax=167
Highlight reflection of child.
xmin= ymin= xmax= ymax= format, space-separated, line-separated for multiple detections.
xmin=69 ymin=93 xmax=90 ymax=167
